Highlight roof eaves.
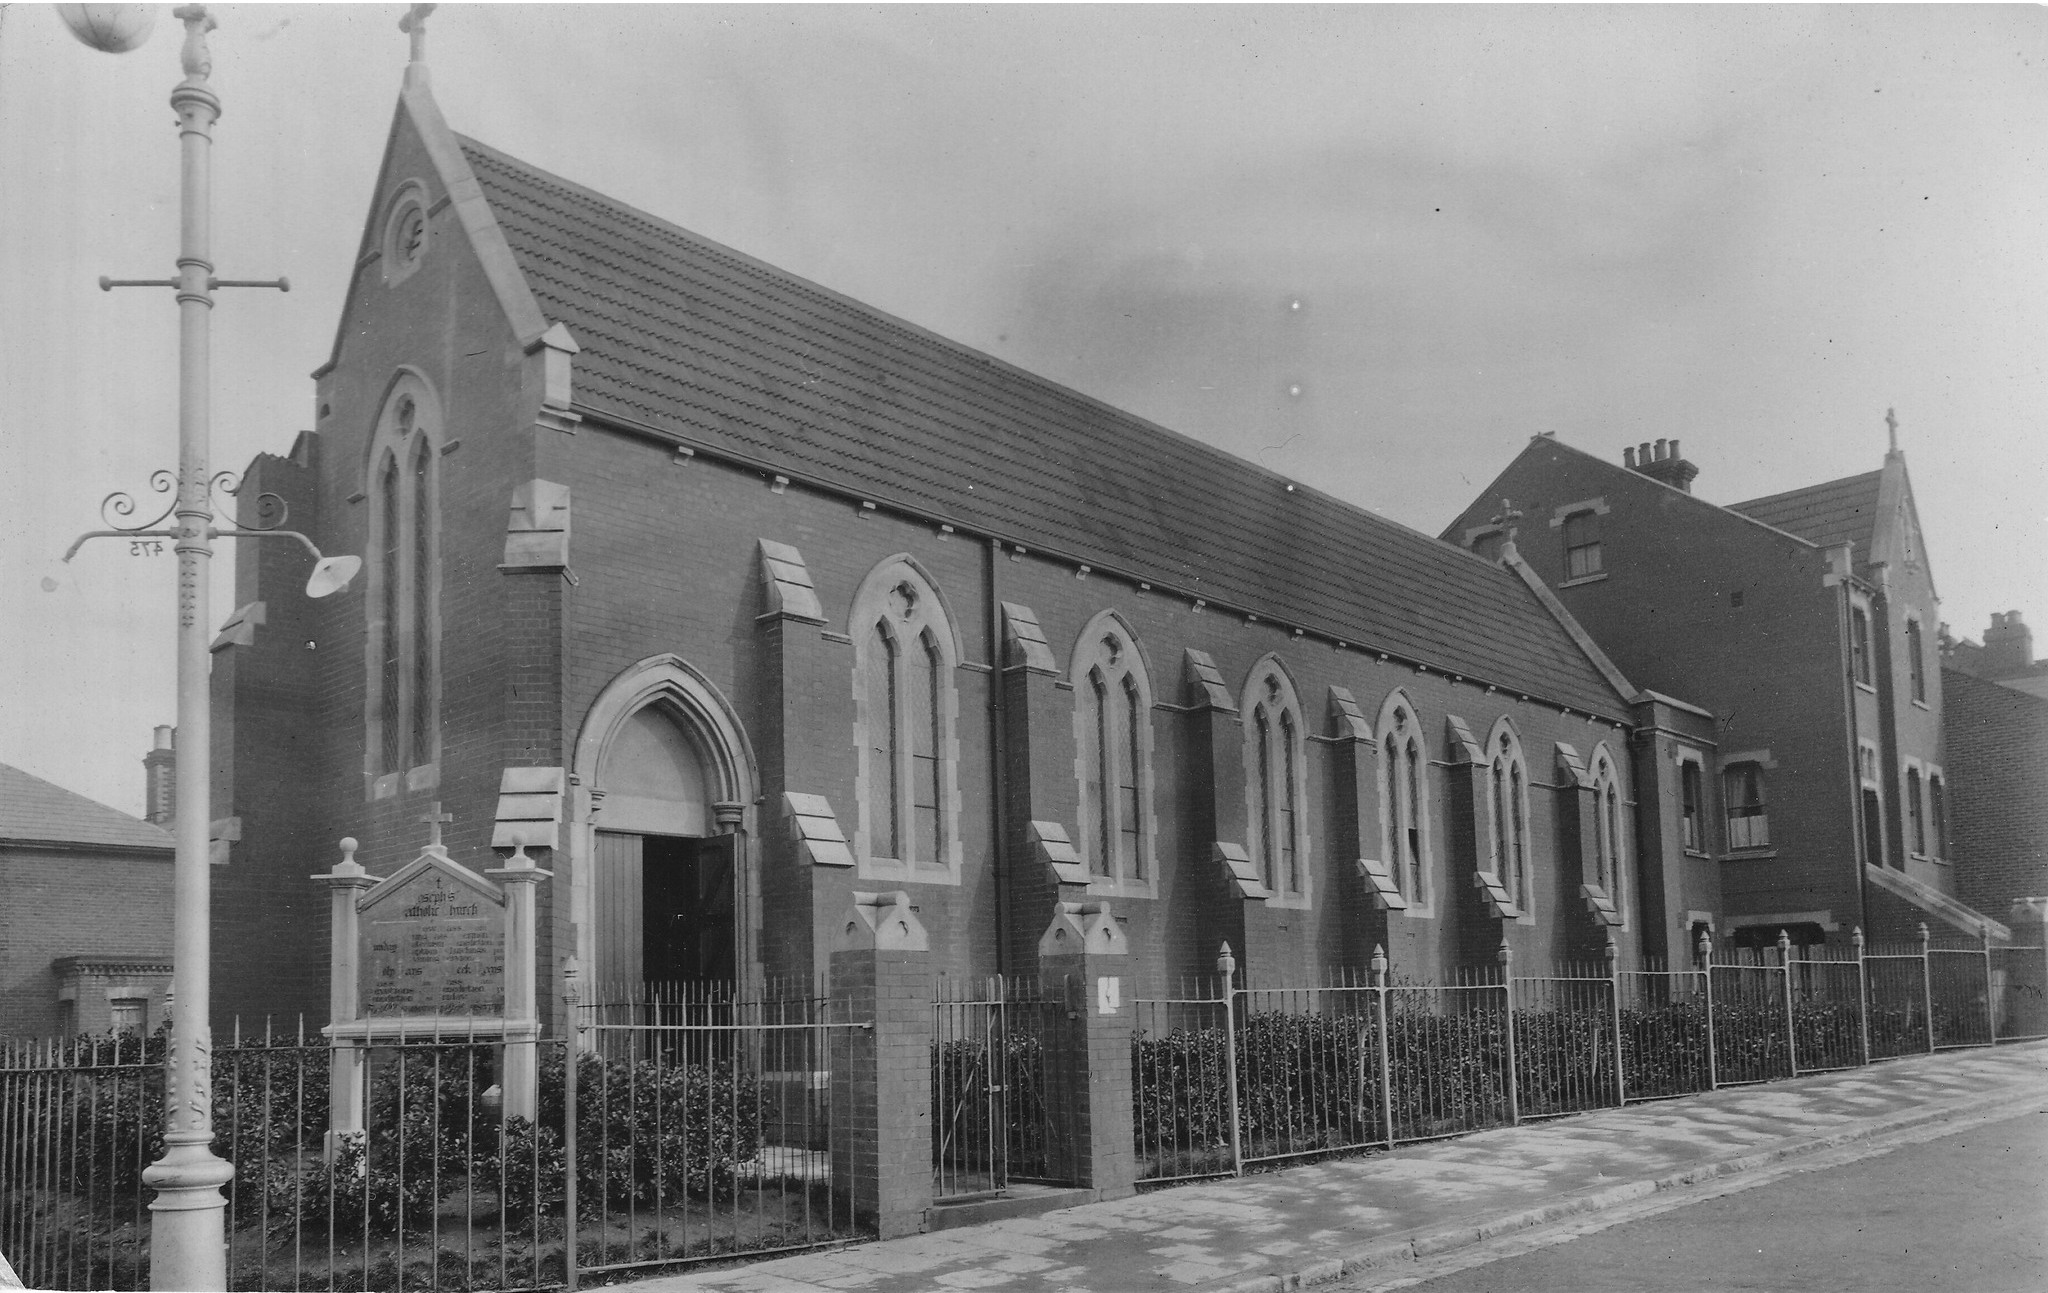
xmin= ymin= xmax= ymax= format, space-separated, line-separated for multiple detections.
xmin=0 ymin=836 xmax=174 ymax=858
xmin=572 ymin=402 xmax=1632 ymax=721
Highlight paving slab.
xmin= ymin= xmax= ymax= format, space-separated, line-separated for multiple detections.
xmin=627 ymin=1043 xmax=2048 ymax=1293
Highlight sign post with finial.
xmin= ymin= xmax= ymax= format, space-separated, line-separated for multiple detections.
xmin=318 ymin=804 xmax=548 ymax=1130
xmin=312 ymin=838 xmax=378 ymax=1157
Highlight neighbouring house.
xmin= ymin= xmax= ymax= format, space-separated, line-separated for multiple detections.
xmin=0 ymin=751 xmax=174 ymax=1038
xmin=1943 ymin=612 xmax=2048 ymax=920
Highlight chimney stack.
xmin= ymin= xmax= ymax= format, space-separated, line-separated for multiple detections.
xmin=143 ymin=726 xmax=176 ymax=826
xmin=1626 ymin=437 xmax=1699 ymax=493
xmin=1982 ymin=611 xmax=2034 ymax=678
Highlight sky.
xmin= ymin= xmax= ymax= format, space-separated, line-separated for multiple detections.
xmin=3 ymin=3 xmax=2045 ymax=818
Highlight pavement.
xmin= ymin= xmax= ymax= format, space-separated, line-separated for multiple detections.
xmin=634 ymin=1041 xmax=2048 ymax=1293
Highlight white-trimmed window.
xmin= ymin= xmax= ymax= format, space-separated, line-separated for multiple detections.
xmin=1590 ymin=743 xmax=1626 ymax=920
xmin=1906 ymin=616 xmax=1928 ymax=703
xmin=1549 ymin=498 xmax=1609 ymax=582
xmin=1678 ymin=750 xmax=1707 ymax=853
xmin=364 ymin=377 xmax=442 ymax=795
xmin=1486 ymin=720 xmax=1532 ymax=913
xmin=1563 ymin=511 xmax=1603 ymax=579
xmin=852 ymin=557 xmax=962 ymax=880
xmin=1723 ymin=760 xmax=1769 ymax=850
xmin=109 ymin=998 xmax=147 ymax=1036
xmin=1928 ymin=769 xmax=1948 ymax=859
xmin=1858 ymin=740 xmax=1885 ymax=868
xmin=1243 ymin=658 xmax=1310 ymax=903
xmin=1851 ymin=601 xmax=1875 ymax=688
xmin=1905 ymin=761 xmax=1926 ymax=856
xmin=1071 ymin=612 xmax=1156 ymax=890
xmin=1376 ymin=690 xmax=1433 ymax=914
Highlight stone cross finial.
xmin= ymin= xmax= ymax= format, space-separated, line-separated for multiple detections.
xmin=418 ymin=802 xmax=453 ymax=849
xmin=1885 ymin=407 xmax=1899 ymax=453
xmin=400 ymin=3 xmax=437 ymax=63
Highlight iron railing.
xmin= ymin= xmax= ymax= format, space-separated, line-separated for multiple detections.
xmin=1131 ymin=925 xmax=2038 ymax=1187
xmin=1 ymin=993 xmax=872 ymax=1292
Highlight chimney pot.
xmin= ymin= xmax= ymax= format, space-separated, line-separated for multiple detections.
xmin=1638 ymin=441 xmax=1652 ymax=465
xmin=1654 ymin=438 xmax=1669 ymax=461
xmin=1670 ymin=438 xmax=1681 ymax=460
xmin=1623 ymin=446 xmax=1637 ymax=468
xmin=143 ymin=727 xmax=177 ymax=826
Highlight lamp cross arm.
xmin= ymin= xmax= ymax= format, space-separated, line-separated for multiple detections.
xmin=100 ymin=275 xmax=291 ymax=292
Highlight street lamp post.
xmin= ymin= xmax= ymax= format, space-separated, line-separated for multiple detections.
xmin=56 ymin=7 xmax=358 ymax=1288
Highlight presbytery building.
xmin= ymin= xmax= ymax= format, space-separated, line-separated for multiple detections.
xmin=204 ymin=55 xmax=1723 ymax=1035
xmin=1446 ymin=433 xmax=2009 ymax=951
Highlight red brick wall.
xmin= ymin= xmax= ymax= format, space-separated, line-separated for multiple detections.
xmin=217 ymin=109 xmax=1678 ymax=1029
xmin=1944 ymin=667 xmax=2048 ymax=916
xmin=0 ymin=847 xmax=173 ymax=1038
xmin=1446 ymin=442 xmax=1866 ymax=939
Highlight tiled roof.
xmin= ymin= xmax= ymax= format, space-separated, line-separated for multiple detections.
xmin=1727 ymin=471 xmax=1883 ymax=555
xmin=459 ymin=139 xmax=1632 ymax=719
xmin=0 ymin=764 xmax=172 ymax=853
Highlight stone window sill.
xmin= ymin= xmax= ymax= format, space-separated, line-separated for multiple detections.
xmin=1558 ymin=572 xmax=1609 ymax=589
xmin=1723 ymin=848 xmax=1778 ymax=861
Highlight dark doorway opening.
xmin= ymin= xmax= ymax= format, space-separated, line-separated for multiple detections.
xmin=642 ymin=833 xmax=737 ymax=991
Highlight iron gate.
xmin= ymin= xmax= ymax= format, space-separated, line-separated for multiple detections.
xmin=930 ymin=976 xmax=1065 ymax=1201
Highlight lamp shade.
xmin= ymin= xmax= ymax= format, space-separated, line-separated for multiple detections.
xmin=305 ymin=555 xmax=362 ymax=600
xmin=56 ymin=4 xmax=160 ymax=53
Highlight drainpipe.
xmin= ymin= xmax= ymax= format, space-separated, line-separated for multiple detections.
xmin=988 ymin=534 xmax=1008 ymax=975
xmin=1832 ymin=544 xmax=1872 ymax=938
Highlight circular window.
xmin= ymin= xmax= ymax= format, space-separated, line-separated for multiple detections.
xmin=382 ymin=184 xmax=430 ymax=285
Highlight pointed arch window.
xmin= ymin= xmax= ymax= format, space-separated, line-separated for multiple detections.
xmin=1589 ymin=744 xmax=1626 ymax=922
xmin=364 ymin=381 xmax=441 ymax=795
xmin=1905 ymin=763 xmax=1926 ymax=856
xmin=1377 ymin=693 xmax=1432 ymax=914
xmin=1072 ymin=613 xmax=1156 ymax=890
xmin=1487 ymin=722 xmax=1532 ymax=913
xmin=851 ymin=558 xmax=961 ymax=881
xmin=1244 ymin=661 xmax=1309 ymax=903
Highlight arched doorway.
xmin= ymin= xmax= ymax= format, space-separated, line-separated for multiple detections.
xmin=572 ymin=656 xmax=758 ymax=1029
xmin=592 ymin=706 xmax=735 ymax=996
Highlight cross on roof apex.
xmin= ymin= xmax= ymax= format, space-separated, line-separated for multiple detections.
xmin=1885 ymin=407 xmax=1900 ymax=454
xmin=400 ymin=3 xmax=437 ymax=87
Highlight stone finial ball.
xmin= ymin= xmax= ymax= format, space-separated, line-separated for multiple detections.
xmin=339 ymin=837 xmax=359 ymax=854
xmin=56 ymin=5 xmax=161 ymax=53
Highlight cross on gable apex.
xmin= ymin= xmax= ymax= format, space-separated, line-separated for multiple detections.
xmin=418 ymin=801 xmax=453 ymax=849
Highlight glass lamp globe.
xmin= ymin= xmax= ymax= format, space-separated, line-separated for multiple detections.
xmin=56 ymin=5 xmax=160 ymax=54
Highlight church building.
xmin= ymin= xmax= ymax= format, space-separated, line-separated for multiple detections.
xmin=205 ymin=51 xmax=1707 ymax=1032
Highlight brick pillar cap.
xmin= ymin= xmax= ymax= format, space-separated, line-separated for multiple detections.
xmin=833 ymin=890 xmax=930 ymax=953
xmin=1039 ymin=900 xmax=1128 ymax=957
